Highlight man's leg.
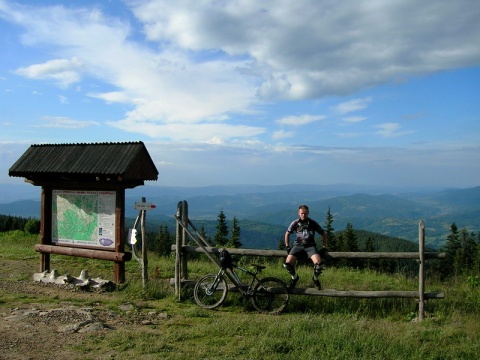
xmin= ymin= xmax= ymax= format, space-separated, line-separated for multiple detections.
xmin=283 ymin=254 xmax=299 ymax=289
xmin=310 ymin=253 xmax=323 ymax=290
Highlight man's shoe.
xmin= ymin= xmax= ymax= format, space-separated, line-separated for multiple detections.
xmin=312 ymin=277 xmax=322 ymax=290
xmin=289 ymin=275 xmax=299 ymax=290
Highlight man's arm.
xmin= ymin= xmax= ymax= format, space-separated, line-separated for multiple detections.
xmin=284 ymin=231 xmax=291 ymax=248
xmin=321 ymin=232 xmax=328 ymax=248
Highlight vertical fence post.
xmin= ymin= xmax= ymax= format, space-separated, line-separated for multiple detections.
xmin=418 ymin=221 xmax=425 ymax=321
xmin=175 ymin=202 xmax=182 ymax=298
xmin=140 ymin=197 xmax=148 ymax=288
xmin=181 ymin=200 xmax=189 ymax=280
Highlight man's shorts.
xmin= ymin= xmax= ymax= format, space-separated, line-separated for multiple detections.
xmin=289 ymin=243 xmax=319 ymax=260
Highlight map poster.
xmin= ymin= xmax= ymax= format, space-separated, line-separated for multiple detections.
xmin=52 ymin=190 xmax=116 ymax=249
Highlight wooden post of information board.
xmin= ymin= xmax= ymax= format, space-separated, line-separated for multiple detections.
xmin=39 ymin=187 xmax=52 ymax=272
xmin=115 ymin=189 xmax=126 ymax=284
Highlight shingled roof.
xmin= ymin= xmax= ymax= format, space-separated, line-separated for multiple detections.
xmin=9 ymin=141 xmax=158 ymax=188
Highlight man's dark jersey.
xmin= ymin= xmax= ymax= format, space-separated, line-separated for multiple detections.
xmin=286 ymin=218 xmax=325 ymax=246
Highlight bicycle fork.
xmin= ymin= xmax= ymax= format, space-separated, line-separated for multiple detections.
xmin=206 ymin=269 xmax=226 ymax=295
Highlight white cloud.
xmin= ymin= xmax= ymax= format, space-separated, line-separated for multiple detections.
xmin=34 ymin=116 xmax=99 ymax=129
xmin=336 ymin=132 xmax=365 ymax=139
xmin=58 ymin=95 xmax=68 ymax=104
xmin=335 ymin=98 xmax=372 ymax=115
xmin=342 ymin=116 xmax=368 ymax=124
xmin=272 ymin=130 xmax=294 ymax=140
xmin=108 ymin=120 xmax=265 ymax=141
xmin=276 ymin=114 xmax=326 ymax=126
xmin=131 ymin=0 xmax=480 ymax=100
xmin=15 ymin=58 xmax=83 ymax=88
xmin=374 ymin=123 xmax=415 ymax=138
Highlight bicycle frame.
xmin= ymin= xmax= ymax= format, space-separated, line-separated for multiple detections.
xmin=221 ymin=264 xmax=260 ymax=296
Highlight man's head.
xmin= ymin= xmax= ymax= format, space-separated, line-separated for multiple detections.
xmin=298 ymin=204 xmax=309 ymax=220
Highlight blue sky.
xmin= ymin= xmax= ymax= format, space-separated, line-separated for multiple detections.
xmin=1 ymin=0 xmax=479 ymax=189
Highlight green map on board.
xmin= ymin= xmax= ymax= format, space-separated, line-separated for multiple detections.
xmin=52 ymin=193 xmax=98 ymax=242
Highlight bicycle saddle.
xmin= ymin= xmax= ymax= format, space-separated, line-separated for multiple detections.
xmin=252 ymin=264 xmax=266 ymax=270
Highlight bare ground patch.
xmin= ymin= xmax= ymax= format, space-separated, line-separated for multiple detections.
xmin=0 ymin=260 xmax=169 ymax=360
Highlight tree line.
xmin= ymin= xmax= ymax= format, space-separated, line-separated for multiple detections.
xmin=0 ymin=215 xmax=40 ymax=234
xmin=3 ymin=209 xmax=479 ymax=280
xmin=436 ymin=223 xmax=480 ymax=280
xmin=318 ymin=208 xmax=479 ymax=279
xmin=145 ymin=207 xmax=479 ymax=279
xmin=143 ymin=209 xmax=241 ymax=256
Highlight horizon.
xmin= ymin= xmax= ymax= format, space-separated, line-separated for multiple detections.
xmin=1 ymin=1 xmax=480 ymax=189
xmin=1 ymin=181 xmax=478 ymax=206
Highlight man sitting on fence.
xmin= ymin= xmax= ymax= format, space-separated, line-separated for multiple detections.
xmin=283 ymin=204 xmax=328 ymax=290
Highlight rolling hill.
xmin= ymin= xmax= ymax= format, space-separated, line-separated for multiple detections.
xmin=0 ymin=183 xmax=478 ymax=249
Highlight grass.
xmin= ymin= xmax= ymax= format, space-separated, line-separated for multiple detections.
xmin=1 ymin=230 xmax=480 ymax=359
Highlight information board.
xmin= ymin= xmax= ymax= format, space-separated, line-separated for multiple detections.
xmin=52 ymin=190 xmax=116 ymax=249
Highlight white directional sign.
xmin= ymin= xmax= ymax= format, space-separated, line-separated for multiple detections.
xmin=134 ymin=202 xmax=156 ymax=210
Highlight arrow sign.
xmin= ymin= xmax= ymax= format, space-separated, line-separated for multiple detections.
xmin=134 ymin=202 xmax=157 ymax=210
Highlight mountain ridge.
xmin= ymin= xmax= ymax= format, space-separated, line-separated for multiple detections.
xmin=0 ymin=183 xmax=478 ymax=249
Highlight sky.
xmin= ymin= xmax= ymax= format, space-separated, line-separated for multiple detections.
xmin=1 ymin=0 xmax=479 ymax=190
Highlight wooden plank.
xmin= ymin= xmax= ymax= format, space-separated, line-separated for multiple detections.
xmin=172 ymin=245 xmax=445 ymax=259
xmin=173 ymin=279 xmax=444 ymax=299
xmin=287 ymin=288 xmax=444 ymax=299
xmin=35 ymin=244 xmax=131 ymax=262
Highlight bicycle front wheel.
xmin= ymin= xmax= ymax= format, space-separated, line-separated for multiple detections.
xmin=194 ymin=274 xmax=228 ymax=309
xmin=252 ymin=277 xmax=289 ymax=314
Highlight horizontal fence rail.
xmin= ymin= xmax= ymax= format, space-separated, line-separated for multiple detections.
xmin=35 ymin=244 xmax=132 ymax=261
xmin=171 ymin=245 xmax=445 ymax=260
xmin=287 ymin=288 xmax=444 ymax=299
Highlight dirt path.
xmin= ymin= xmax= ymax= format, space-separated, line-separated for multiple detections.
xmin=0 ymin=260 xmax=168 ymax=360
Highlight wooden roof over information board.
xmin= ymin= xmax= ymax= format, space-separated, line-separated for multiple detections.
xmin=9 ymin=141 xmax=158 ymax=188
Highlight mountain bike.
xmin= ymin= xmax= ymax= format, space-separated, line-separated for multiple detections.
xmin=193 ymin=249 xmax=289 ymax=314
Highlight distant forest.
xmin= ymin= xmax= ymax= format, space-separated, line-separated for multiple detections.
xmin=2 ymin=211 xmax=479 ymax=280
xmin=132 ymin=209 xmax=480 ymax=280
xmin=0 ymin=214 xmax=40 ymax=234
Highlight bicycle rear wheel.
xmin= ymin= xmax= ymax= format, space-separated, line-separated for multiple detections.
xmin=252 ymin=277 xmax=289 ymax=314
xmin=194 ymin=274 xmax=228 ymax=309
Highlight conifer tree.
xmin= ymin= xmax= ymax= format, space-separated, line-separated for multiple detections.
xmin=336 ymin=232 xmax=348 ymax=268
xmin=344 ymin=223 xmax=359 ymax=268
xmin=214 ymin=210 xmax=229 ymax=247
xmin=475 ymin=233 xmax=480 ymax=274
xmin=364 ymin=236 xmax=378 ymax=270
xmin=458 ymin=228 xmax=477 ymax=275
xmin=199 ymin=225 xmax=210 ymax=245
xmin=154 ymin=225 xmax=172 ymax=256
xmin=441 ymin=223 xmax=461 ymax=278
xmin=324 ymin=207 xmax=336 ymax=250
xmin=24 ymin=218 xmax=41 ymax=234
xmin=229 ymin=216 xmax=242 ymax=248
xmin=324 ymin=207 xmax=339 ymax=266
xmin=344 ymin=223 xmax=359 ymax=252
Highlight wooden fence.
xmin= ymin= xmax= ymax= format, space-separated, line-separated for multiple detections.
xmin=173 ymin=201 xmax=445 ymax=321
